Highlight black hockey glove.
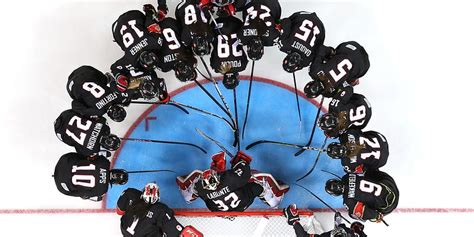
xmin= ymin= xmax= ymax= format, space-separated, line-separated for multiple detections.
xmin=283 ymin=204 xmax=300 ymax=226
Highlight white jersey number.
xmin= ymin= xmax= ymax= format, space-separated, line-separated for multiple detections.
xmin=349 ymin=105 xmax=367 ymax=126
xmin=294 ymin=19 xmax=321 ymax=47
xmin=213 ymin=192 xmax=242 ymax=211
xmin=120 ymin=20 xmax=144 ymax=48
xmin=82 ymin=82 xmax=105 ymax=99
xmin=359 ymin=180 xmax=382 ymax=197
xmin=217 ymin=34 xmax=243 ymax=58
xmin=65 ymin=116 xmax=92 ymax=146
xmin=71 ymin=164 xmax=96 ymax=188
xmin=244 ymin=5 xmax=272 ymax=27
xmin=359 ymin=136 xmax=381 ymax=160
xmin=163 ymin=28 xmax=181 ymax=50
xmin=329 ymin=59 xmax=353 ymax=82
xmin=184 ymin=5 xmax=208 ymax=25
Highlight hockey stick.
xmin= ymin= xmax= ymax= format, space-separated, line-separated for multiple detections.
xmin=296 ymin=136 xmax=328 ymax=182
xmin=196 ymin=67 xmax=213 ymax=82
xmin=241 ymin=60 xmax=255 ymax=139
xmin=293 ymin=183 xmax=352 ymax=224
xmin=131 ymin=100 xmax=235 ymax=131
xmin=233 ymin=88 xmax=240 ymax=150
xmin=292 ymin=72 xmax=302 ymax=123
xmin=127 ymin=169 xmax=177 ymax=174
xmin=130 ymin=100 xmax=189 ymax=114
xmin=193 ymin=79 xmax=236 ymax=127
xmin=294 ymin=97 xmax=325 ymax=156
xmin=195 ymin=128 xmax=234 ymax=157
xmin=120 ymin=137 xmax=207 ymax=154
xmin=245 ymin=139 xmax=325 ymax=152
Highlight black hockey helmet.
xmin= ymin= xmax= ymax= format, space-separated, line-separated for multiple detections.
xmin=304 ymin=80 xmax=324 ymax=98
xmin=326 ymin=142 xmax=348 ymax=159
xmin=325 ymin=179 xmax=344 ymax=196
xmin=319 ymin=113 xmax=338 ymax=131
xmin=331 ymin=226 xmax=348 ymax=237
xmin=223 ymin=73 xmax=239 ymax=90
xmin=107 ymin=104 xmax=127 ymax=122
xmin=138 ymin=51 xmax=158 ymax=71
xmin=191 ymin=35 xmax=211 ymax=56
xmin=139 ymin=80 xmax=159 ymax=100
xmin=100 ymin=134 xmax=121 ymax=151
xmin=212 ymin=0 xmax=234 ymax=7
xmin=247 ymin=38 xmax=264 ymax=61
xmin=282 ymin=52 xmax=303 ymax=73
xmin=110 ymin=169 xmax=128 ymax=185
xmin=174 ymin=60 xmax=197 ymax=82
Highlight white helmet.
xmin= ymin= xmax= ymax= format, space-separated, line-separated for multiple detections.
xmin=142 ymin=183 xmax=160 ymax=204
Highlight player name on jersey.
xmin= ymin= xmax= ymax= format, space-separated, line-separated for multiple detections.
xmin=206 ymin=186 xmax=231 ymax=199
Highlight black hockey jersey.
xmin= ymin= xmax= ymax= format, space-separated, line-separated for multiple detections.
xmin=67 ymin=65 xmax=125 ymax=118
xmin=175 ymin=0 xmax=214 ymax=48
xmin=54 ymin=110 xmax=110 ymax=156
xmin=338 ymin=129 xmax=389 ymax=174
xmin=118 ymin=188 xmax=184 ymax=237
xmin=239 ymin=0 xmax=281 ymax=46
xmin=157 ymin=17 xmax=197 ymax=72
xmin=309 ymin=41 xmax=369 ymax=94
xmin=210 ymin=16 xmax=249 ymax=74
xmin=326 ymin=93 xmax=372 ymax=138
xmin=279 ymin=11 xmax=325 ymax=68
xmin=194 ymin=161 xmax=254 ymax=212
xmin=53 ymin=152 xmax=110 ymax=200
xmin=342 ymin=171 xmax=399 ymax=221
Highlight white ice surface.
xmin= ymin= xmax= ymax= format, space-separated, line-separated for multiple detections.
xmin=1 ymin=0 xmax=473 ymax=236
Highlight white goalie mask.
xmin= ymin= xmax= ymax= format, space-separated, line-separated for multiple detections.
xmin=142 ymin=183 xmax=160 ymax=204
xmin=202 ymin=169 xmax=220 ymax=191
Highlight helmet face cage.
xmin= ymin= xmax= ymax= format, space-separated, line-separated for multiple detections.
xmin=142 ymin=183 xmax=160 ymax=204
xmin=212 ymin=0 xmax=233 ymax=7
xmin=319 ymin=113 xmax=338 ymax=131
xmin=192 ymin=36 xmax=210 ymax=56
xmin=325 ymin=179 xmax=344 ymax=196
xmin=110 ymin=169 xmax=128 ymax=185
xmin=100 ymin=134 xmax=121 ymax=151
xmin=283 ymin=52 xmax=303 ymax=72
xmin=247 ymin=38 xmax=264 ymax=60
xmin=327 ymin=142 xmax=348 ymax=158
xmin=139 ymin=51 xmax=158 ymax=70
xmin=202 ymin=169 xmax=220 ymax=191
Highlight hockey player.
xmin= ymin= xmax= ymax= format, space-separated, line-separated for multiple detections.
xmin=319 ymin=93 xmax=372 ymax=138
xmin=54 ymin=109 xmax=121 ymax=156
xmin=210 ymin=15 xmax=249 ymax=89
xmin=67 ymin=65 xmax=128 ymax=122
xmin=325 ymin=170 xmax=399 ymax=222
xmin=111 ymin=10 xmax=169 ymax=102
xmin=237 ymin=0 xmax=281 ymax=60
xmin=176 ymin=151 xmax=289 ymax=212
xmin=279 ymin=11 xmax=325 ymax=73
xmin=53 ymin=152 xmax=128 ymax=201
xmin=326 ymin=128 xmax=389 ymax=174
xmin=304 ymin=41 xmax=370 ymax=98
xmin=283 ymin=204 xmax=367 ymax=237
xmin=175 ymin=0 xmax=214 ymax=56
xmin=117 ymin=183 xmax=203 ymax=237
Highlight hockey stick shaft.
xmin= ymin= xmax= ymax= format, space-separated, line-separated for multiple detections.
xmin=293 ymin=183 xmax=352 ymax=224
xmin=245 ymin=140 xmax=325 ymax=152
xmin=296 ymin=136 xmax=328 ymax=182
xmin=199 ymin=56 xmax=235 ymax=125
xmin=293 ymin=72 xmax=302 ymax=122
xmin=121 ymin=137 xmax=207 ymax=154
xmin=130 ymin=101 xmax=189 ymax=114
xmin=195 ymin=128 xmax=234 ymax=157
xmin=295 ymin=97 xmax=325 ymax=156
xmin=242 ymin=60 xmax=255 ymax=139
xmin=127 ymin=169 xmax=177 ymax=174
xmin=193 ymin=79 xmax=236 ymax=127
xmin=233 ymin=88 xmax=241 ymax=150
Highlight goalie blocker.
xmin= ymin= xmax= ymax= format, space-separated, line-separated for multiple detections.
xmin=176 ymin=151 xmax=289 ymax=212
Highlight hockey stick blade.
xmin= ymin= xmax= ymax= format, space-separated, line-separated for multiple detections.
xmin=293 ymin=183 xmax=352 ymax=225
xmin=195 ymin=128 xmax=234 ymax=157
xmin=121 ymin=138 xmax=207 ymax=154
xmin=295 ymin=97 xmax=325 ymax=156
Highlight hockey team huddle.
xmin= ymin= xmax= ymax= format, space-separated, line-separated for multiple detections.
xmin=52 ymin=0 xmax=400 ymax=236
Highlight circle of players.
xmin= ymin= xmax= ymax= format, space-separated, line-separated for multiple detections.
xmin=52 ymin=0 xmax=399 ymax=236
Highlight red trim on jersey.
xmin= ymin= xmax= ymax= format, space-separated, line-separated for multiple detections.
xmin=353 ymin=201 xmax=365 ymax=219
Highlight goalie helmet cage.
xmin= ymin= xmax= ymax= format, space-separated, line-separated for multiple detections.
xmin=175 ymin=209 xmax=323 ymax=237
